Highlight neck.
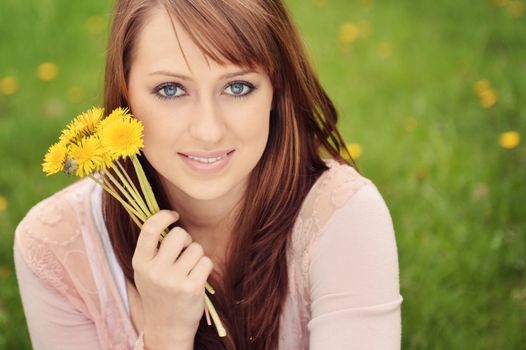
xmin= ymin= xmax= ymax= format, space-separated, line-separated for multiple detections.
xmin=161 ymin=178 xmax=247 ymax=270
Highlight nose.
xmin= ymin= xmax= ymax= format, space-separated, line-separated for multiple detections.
xmin=188 ymin=96 xmax=226 ymax=144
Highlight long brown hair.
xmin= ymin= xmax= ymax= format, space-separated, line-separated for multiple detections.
xmin=102 ymin=1 xmax=357 ymax=349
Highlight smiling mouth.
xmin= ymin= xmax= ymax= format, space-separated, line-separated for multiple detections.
xmin=178 ymin=150 xmax=235 ymax=164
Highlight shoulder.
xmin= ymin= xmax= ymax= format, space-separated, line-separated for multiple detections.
xmin=292 ymin=159 xmax=396 ymax=260
xmin=300 ymin=159 xmax=375 ymax=229
xmin=14 ymin=178 xmax=95 ymax=247
xmin=13 ymin=178 xmax=97 ymax=284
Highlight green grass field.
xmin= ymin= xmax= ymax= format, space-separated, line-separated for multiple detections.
xmin=1 ymin=0 xmax=525 ymax=348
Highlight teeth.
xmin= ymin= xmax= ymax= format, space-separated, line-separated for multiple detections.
xmin=187 ymin=153 xmax=227 ymax=164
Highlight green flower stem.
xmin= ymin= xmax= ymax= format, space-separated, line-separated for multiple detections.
xmin=204 ymin=294 xmax=226 ymax=337
xmin=110 ymin=162 xmax=151 ymax=218
xmin=115 ymin=159 xmax=146 ymax=213
xmin=89 ymin=175 xmax=144 ymax=226
xmin=205 ymin=282 xmax=215 ymax=294
xmin=101 ymin=175 xmax=144 ymax=229
xmin=102 ymin=169 xmax=148 ymax=220
xmin=131 ymin=154 xmax=160 ymax=214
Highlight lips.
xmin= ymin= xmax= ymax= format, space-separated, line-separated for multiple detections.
xmin=178 ymin=149 xmax=235 ymax=174
xmin=179 ymin=149 xmax=235 ymax=158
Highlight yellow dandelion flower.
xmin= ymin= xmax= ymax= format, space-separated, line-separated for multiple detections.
xmin=0 ymin=196 xmax=7 ymax=212
xmin=473 ymin=79 xmax=491 ymax=95
xmin=346 ymin=143 xmax=363 ymax=159
xmin=96 ymin=107 xmax=132 ymax=131
xmin=509 ymin=1 xmax=525 ymax=18
xmin=69 ymin=136 xmax=108 ymax=177
xmin=42 ymin=142 xmax=68 ymax=175
xmin=340 ymin=22 xmax=360 ymax=45
xmin=37 ymin=62 xmax=59 ymax=81
xmin=60 ymin=107 xmax=104 ymax=143
xmin=1 ymin=76 xmax=18 ymax=95
xmin=480 ymin=88 xmax=498 ymax=108
xmin=99 ymin=115 xmax=144 ymax=159
xmin=499 ymin=131 xmax=520 ymax=149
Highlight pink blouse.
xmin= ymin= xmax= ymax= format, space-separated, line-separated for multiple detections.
xmin=14 ymin=160 xmax=403 ymax=349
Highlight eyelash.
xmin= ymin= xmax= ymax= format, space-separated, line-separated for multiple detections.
xmin=152 ymin=80 xmax=256 ymax=101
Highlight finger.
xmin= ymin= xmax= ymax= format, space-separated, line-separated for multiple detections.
xmin=155 ymin=227 xmax=192 ymax=267
xmin=186 ymin=256 xmax=214 ymax=288
xmin=133 ymin=210 xmax=179 ymax=265
xmin=172 ymin=242 xmax=205 ymax=276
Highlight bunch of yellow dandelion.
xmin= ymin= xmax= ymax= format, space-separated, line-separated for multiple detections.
xmin=42 ymin=106 xmax=226 ymax=338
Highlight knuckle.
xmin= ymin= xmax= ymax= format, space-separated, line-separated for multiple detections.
xmin=165 ymin=227 xmax=188 ymax=244
xmin=140 ymin=226 xmax=158 ymax=237
xmin=201 ymin=256 xmax=213 ymax=268
xmin=189 ymin=242 xmax=204 ymax=256
xmin=176 ymin=228 xmax=192 ymax=242
xmin=143 ymin=210 xmax=178 ymax=233
xmin=170 ymin=227 xmax=186 ymax=238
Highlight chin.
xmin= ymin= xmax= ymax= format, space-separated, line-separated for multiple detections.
xmin=166 ymin=174 xmax=245 ymax=203
xmin=181 ymin=185 xmax=231 ymax=201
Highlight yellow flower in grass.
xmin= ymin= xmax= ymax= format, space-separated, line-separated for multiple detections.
xmin=1 ymin=76 xmax=18 ymax=95
xmin=60 ymin=107 xmax=104 ymax=143
xmin=509 ymin=1 xmax=525 ymax=18
xmin=69 ymin=136 xmax=109 ymax=177
xmin=0 ymin=196 xmax=8 ymax=212
xmin=42 ymin=142 xmax=68 ymax=175
xmin=340 ymin=22 xmax=360 ymax=45
xmin=500 ymin=131 xmax=520 ymax=149
xmin=346 ymin=143 xmax=363 ymax=159
xmin=37 ymin=62 xmax=58 ymax=81
xmin=99 ymin=114 xmax=144 ymax=159
xmin=473 ymin=80 xmax=491 ymax=95
xmin=480 ymin=89 xmax=498 ymax=108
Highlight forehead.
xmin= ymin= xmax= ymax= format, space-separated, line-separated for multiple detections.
xmin=131 ymin=6 xmax=254 ymax=76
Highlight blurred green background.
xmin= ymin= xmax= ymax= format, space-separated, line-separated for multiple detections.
xmin=1 ymin=0 xmax=525 ymax=348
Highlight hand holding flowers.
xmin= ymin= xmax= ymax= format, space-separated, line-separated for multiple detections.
xmin=42 ymin=106 xmax=226 ymax=338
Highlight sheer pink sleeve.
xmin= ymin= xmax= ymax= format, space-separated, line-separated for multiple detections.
xmin=13 ymin=180 xmax=145 ymax=349
xmin=308 ymin=183 xmax=403 ymax=349
xmin=14 ymin=245 xmax=104 ymax=350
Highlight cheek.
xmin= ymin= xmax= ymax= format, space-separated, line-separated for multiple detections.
xmin=231 ymin=94 xmax=272 ymax=141
xmin=128 ymin=90 xmax=180 ymax=152
xmin=230 ymin=108 xmax=270 ymax=152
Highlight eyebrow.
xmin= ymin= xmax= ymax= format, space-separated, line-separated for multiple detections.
xmin=148 ymin=69 xmax=256 ymax=80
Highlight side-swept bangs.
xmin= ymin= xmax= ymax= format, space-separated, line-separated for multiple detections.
xmin=160 ymin=0 xmax=279 ymax=87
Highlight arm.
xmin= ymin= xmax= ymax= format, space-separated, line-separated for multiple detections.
xmin=13 ymin=245 xmax=104 ymax=350
xmin=308 ymin=183 xmax=403 ymax=349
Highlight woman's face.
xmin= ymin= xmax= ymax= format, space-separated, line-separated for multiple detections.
xmin=127 ymin=7 xmax=273 ymax=203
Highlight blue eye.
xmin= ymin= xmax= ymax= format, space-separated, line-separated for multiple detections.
xmin=153 ymin=81 xmax=255 ymax=100
xmin=155 ymin=83 xmax=185 ymax=99
xmin=225 ymin=82 xmax=253 ymax=97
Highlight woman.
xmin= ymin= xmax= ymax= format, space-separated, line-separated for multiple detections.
xmin=14 ymin=0 xmax=403 ymax=349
